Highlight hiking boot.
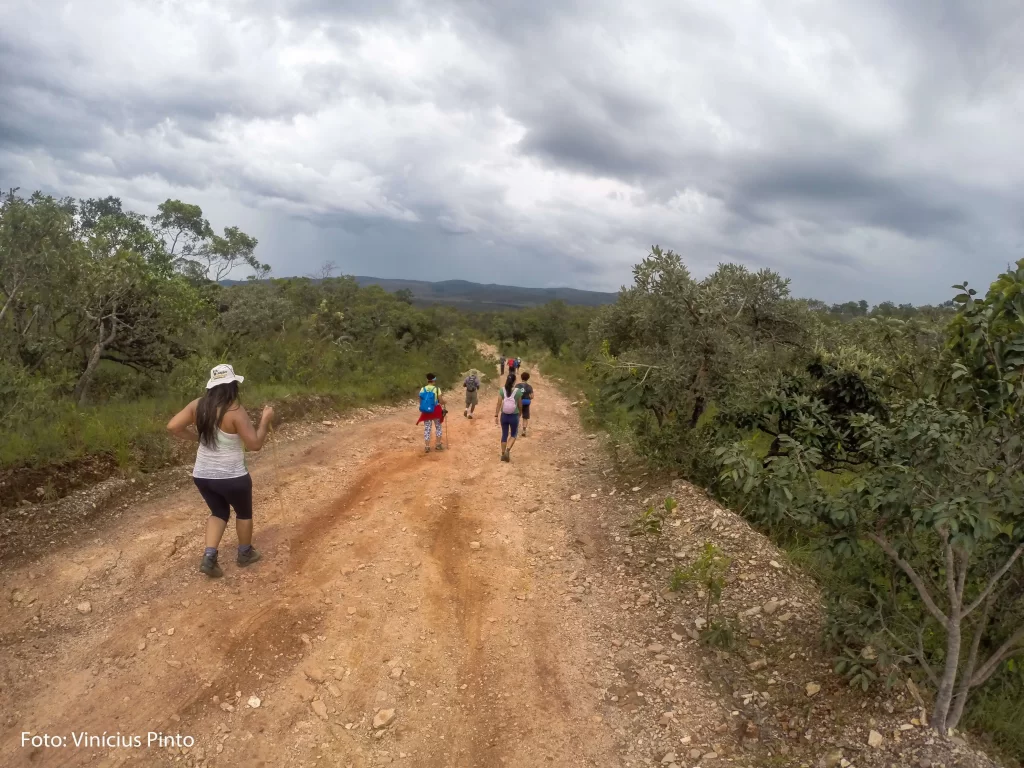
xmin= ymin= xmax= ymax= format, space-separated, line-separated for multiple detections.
xmin=464 ymin=409 xmax=469 ymax=418
xmin=237 ymin=547 xmax=261 ymax=568
xmin=501 ymin=451 xmax=510 ymax=462
xmin=425 ymin=445 xmax=431 ymax=453
xmin=200 ymin=553 xmax=223 ymax=578
xmin=435 ymin=443 xmax=445 ymax=452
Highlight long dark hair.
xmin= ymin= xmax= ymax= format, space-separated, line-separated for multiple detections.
xmin=504 ymin=373 xmax=517 ymax=396
xmin=196 ymin=381 xmax=239 ymax=448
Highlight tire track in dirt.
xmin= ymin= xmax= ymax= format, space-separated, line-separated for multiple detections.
xmin=423 ymin=492 xmax=493 ymax=766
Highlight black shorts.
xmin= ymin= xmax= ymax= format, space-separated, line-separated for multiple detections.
xmin=521 ymin=403 xmax=531 ymax=419
xmin=193 ymin=474 xmax=253 ymax=521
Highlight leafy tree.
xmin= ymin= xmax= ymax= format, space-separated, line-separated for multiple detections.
xmin=535 ymin=300 xmax=570 ymax=355
xmin=71 ymin=249 xmax=202 ymax=404
xmin=0 ymin=190 xmax=249 ymax=405
xmin=830 ymin=299 xmax=870 ymax=318
xmin=592 ymin=246 xmax=803 ymax=428
xmin=206 ymin=225 xmax=265 ymax=282
xmin=80 ymin=199 xmax=170 ymax=273
xmin=948 ymin=266 xmax=1024 ymax=419
xmin=0 ymin=191 xmax=84 ymax=376
xmin=719 ymin=263 xmax=1024 ymax=732
xmin=151 ymin=200 xmax=264 ymax=282
xmin=0 ymin=190 xmax=79 ymax=331
xmin=151 ymin=199 xmax=212 ymax=267
xmin=491 ymin=315 xmax=511 ymax=350
xmin=218 ymin=286 xmax=294 ymax=347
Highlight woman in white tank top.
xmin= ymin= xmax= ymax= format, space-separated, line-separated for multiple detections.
xmin=167 ymin=364 xmax=274 ymax=578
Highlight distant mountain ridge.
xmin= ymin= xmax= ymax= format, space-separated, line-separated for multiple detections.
xmin=218 ymin=275 xmax=619 ymax=309
xmin=352 ymin=276 xmax=618 ymax=309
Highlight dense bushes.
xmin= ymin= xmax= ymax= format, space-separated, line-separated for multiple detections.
xmin=524 ymin=246 xmax=1024 ymax=756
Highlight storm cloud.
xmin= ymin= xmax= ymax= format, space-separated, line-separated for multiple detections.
xmin=1 ymin=0 xmax=1022 ymax=303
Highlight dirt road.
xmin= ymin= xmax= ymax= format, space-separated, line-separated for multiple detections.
xmin=3 ymin=356 xmax=1006 ymax=768
xmin=0 ymin=362 xmax=658 ymax=768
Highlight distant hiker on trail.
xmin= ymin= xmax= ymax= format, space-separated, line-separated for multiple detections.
xmin=463 ymin=369 xmax=481 ymax=418
xmin=167 ymin=363 xmax=273 ymax=578
xmin=516 ymin=371 xmax=534 ymax=437
xmin=418 ymin=373 xmax=446 ymax=453
xmin=500 ymin=355 xmax=506 ymax=375
xmin=494 ymin=372 xmax=523 ymax=462
xmin=515 ymin=356 xmax=522 ymax=371
xmin=507 ymin=356 xmax=516 ymax=374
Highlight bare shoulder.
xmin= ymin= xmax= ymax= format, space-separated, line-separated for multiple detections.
xmin=221 ymin=403 xmax=247 ymax=432
xmin=227 ymin=403 xmax=248 ymax=419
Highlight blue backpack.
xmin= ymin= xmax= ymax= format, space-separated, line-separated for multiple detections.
xmin=419 ymin=386 xmax=438 ymax=413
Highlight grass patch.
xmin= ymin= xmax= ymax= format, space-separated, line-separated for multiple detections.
xmin=533 ymin=350 xmax=633 ymax=435
xmin=1 ymin=342 xmax=476 ymax=480
xmin=965 ymin=678 xmax=1024 ymax=765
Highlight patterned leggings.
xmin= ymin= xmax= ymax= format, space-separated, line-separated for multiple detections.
xmin=423 ymin=420 xmax=443 ymax=442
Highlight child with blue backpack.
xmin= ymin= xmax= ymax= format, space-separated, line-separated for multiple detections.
xmin=417 ymin=373 xmax=446 ymax=453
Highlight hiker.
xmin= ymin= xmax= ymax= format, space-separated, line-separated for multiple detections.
xmin=166 ymin=363 xmax=273 ymax=578
xmin=507 ymin=356 xmax=516 ymax=375
xmin=515 ymin=356 xmax=522 ymax=372
xmin=500 ymin=355 xmax=506 ymax=375
xmin=463 ymin=369 xmax=481 ymax=418
xmin=494 ymin=372 xmax=523 ymax=462
xmin=417 ymin=373 xmax=446 ymax=452
xmin=516 ymin=371 xmax=534 ymax=436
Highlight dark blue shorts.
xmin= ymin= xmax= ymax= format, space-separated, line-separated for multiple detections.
xmin=500 ymin=413 xmax=520 ymax=441
xmin=193 ymin=474 xmax=253 ymax=521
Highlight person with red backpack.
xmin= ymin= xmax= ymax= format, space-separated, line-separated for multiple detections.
xmin=417 ymin=373 xmax=446 ymax=453
xmin=494 ymin=372 xmax=523 ymax=462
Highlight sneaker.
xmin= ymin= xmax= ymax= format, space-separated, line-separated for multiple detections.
xmin=200 ymin=554 xmax=223 ymax=578
xmin=501 ymin=451 xmax=510 ymax=462
xmin=464 ymin=410 xmax=469 ymax=418
xmin=425 ymin=445 xmax=431 ymax=453
xmin=435 ymin=443 xmax=445 ymax=452
xmin=237 ymin=547 xmax=261 ymax=567
xmin=468 ymin=414 xmax=474 ymax=419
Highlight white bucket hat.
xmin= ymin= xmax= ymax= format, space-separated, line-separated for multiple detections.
xmin=206 ymin=363 xmax=245 ymax=389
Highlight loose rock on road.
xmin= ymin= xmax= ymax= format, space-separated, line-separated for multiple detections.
xmin=1 ymin=361 xmax=664 ymax=767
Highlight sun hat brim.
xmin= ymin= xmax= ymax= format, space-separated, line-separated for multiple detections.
xmin=205 ymin=372 xmax=244 ymax=389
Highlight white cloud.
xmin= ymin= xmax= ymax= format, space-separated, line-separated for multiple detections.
xmin=1 ymin=0 xmax=1022 ymax=302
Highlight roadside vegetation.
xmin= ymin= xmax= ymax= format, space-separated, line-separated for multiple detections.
xmin=485 ymin=247 xmax=1024 ymax=761
xmin=0 ymin=189 xmax=479 ymax=493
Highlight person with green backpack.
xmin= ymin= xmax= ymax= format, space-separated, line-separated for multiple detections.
xmin=417 ymin=373 xmax=447 ymax=453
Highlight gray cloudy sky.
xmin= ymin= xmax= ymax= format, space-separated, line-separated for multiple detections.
xmin=2 ymin=0 xmax=1022 ymax=304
